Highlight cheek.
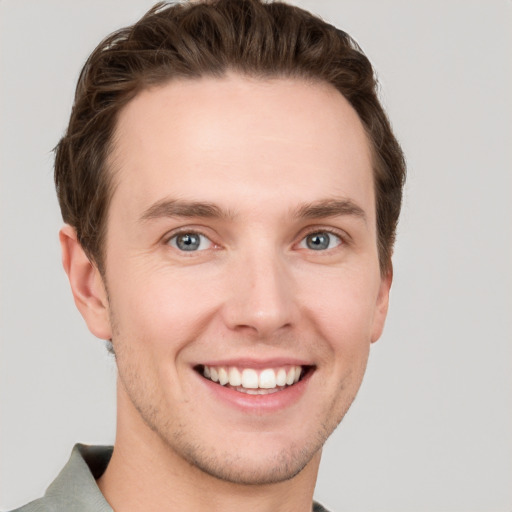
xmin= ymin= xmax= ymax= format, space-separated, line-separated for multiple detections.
xmin=299 ymin=265 xmax=380 ymax=388
xmin=302 ymin=267 xmax=381 ymax=341
xmin=109 ymin=265 xmax=221 ymax=353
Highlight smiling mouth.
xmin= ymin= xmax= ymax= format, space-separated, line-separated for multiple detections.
xmin=196 ymin=365 xmax=312 ymax=395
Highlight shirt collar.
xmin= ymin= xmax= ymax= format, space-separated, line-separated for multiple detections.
xmin=44 ymin=443 xmax=113 ymax=511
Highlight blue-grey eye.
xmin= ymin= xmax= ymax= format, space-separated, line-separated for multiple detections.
xmin=300 ymin=232 xmax=342 ymax=251
xmin=169 ymin=232 xmax=212 ymax=251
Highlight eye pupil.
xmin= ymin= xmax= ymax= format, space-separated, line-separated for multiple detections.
xmin=176 ymin=233 xmax=200 ymax=251
xmin=306 ymin=233 xmax=330 ymax=250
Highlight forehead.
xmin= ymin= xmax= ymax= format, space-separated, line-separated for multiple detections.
xmin=108 ymin=74 xmax=374 ymax=220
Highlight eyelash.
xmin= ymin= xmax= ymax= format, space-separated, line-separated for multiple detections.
xmin=298 ymin=227 xmax=350 ymax=255
xmin=165 ymin=229 xmax=216 ymax=252
xmin=164 ymin=227 xmax=348 ymax=253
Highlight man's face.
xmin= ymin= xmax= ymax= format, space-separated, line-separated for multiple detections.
xmin=100 ymin=74 xmax=390 ymax=484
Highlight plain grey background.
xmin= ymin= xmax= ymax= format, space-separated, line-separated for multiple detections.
xmin=1 ymin=1 xmax=511 ymax=510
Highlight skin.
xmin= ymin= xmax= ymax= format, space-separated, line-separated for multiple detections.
xmin=61 ymin=74 xmax=392 ymax=512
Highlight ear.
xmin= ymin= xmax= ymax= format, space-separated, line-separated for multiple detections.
xmin=59 ymin=225 xmax=112 ymax=340
xmin=370 ymin=264 xmax=393 ymax=343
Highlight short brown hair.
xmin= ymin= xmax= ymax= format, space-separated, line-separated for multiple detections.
xmin=55 ymin=0 xmax=405 ymax=275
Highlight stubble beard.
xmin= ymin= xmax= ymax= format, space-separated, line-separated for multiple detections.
xmin=108 ymin=301 xmax=364 ymax=486
xmin=124 ymin=381 xmax=347 ymax=486
xmin=115 ymin=345 xmax=359 ymax=486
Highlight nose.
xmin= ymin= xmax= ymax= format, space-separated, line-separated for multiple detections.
xmin=220 ymin=248 xmax=298 ymax=339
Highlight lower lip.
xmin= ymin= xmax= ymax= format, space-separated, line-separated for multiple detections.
xmin=197 ymin=370 xmax=313 ymax=413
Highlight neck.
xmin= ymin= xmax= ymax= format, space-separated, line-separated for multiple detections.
xmin=97 ymin=382 xmax=320 ymax=512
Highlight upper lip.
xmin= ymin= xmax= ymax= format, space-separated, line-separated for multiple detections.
xmin=194 ymin=358 xmax=314 ymax=368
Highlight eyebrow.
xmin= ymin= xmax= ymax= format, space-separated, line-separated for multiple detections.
xmin=140 ymin=197 xmax=366 ymax=223
xmin=140 ymin=198 xmax=235 ymax=222
xmin=293 ymin=198 xmax=367 ymax=223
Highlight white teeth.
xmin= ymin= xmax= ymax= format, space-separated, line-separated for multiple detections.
xmin=285 ymin=367 xmax=295 ymax=385
xmin=218 ymin=367 xmax=229 ymax=385
xmin=202 ymin=365 xmax=305 ymax=391
xmin=228 ymin=367 xmax=242 ymax=386
xmin=276 ymin=368 xmax=287 ymax=387
xmin=241 ymin=369 xmax=259 ymax=389
xmin=259 ymin=369 xmax=276 ymax=389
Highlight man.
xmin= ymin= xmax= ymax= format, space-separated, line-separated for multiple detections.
xmin=13 ymin=0 xmax=405 ymax=510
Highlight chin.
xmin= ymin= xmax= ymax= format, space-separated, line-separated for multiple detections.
xmin=170 ymin=435 xmax=323 ymax=485
xmin=144 ymin=407 xmax=338 ymax=486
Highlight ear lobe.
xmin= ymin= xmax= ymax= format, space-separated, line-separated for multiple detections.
xmin=59 ymin=225 xmax=112 ymax=340
xmin=370 ymin=264 xmax=393 ymax=344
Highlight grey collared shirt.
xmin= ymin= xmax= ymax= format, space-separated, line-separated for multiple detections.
xmin=11 ymin=444 xmax=330 ymax=511
xmin=11 ymin=445 xmax=113 ymax=512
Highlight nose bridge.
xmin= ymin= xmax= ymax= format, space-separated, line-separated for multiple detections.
xmin=223 ymin=239 xmax=296 ymax=337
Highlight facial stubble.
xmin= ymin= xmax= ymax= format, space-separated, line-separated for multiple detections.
xmin=106 ymin=287 xmax=366 ymax=486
